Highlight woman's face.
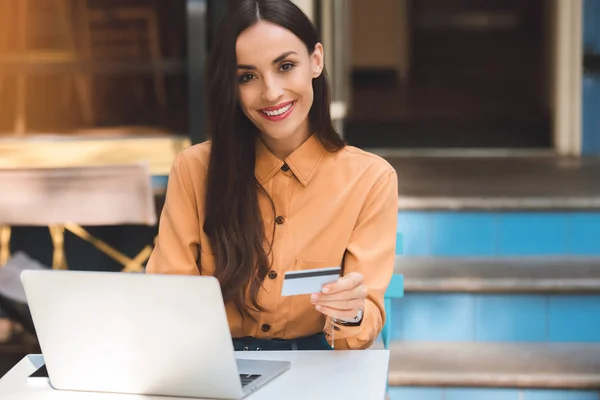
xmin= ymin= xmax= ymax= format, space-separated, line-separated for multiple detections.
xmin=236 ymin=21 xmax=323 ymax=144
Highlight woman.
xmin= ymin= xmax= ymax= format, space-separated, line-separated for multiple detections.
xmin=146 ymin=0 xmax=397 ymax=351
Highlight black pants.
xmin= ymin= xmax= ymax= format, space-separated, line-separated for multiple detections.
xmin=232 ymin=332 xmax=332 ymax=351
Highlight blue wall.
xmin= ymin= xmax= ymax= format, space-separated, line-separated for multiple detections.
xmin=397 ymin=211 xmax=600 ymax=256
xmin=583 ymin=76 xmax=600 ymax=155
xmin=393 ymin=211 xmax=600 ymax=343
xmin=391 ymin=294 xmax=600 ymax=343
xmin=582 ymin=0 xmax=600 ymax=154
xmin=584 ymin=0 xmax=600 ymax=54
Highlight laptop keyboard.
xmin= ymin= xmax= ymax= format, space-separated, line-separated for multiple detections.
xmin=239 ymin=374 xmax=261 ymax=387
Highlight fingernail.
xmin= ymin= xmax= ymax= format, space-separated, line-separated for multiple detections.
xmin=316 ymin=305 xmax=322 ymax=311
xmin=322 ymin=287 xmax=329 ymax=293
xmin=311 ymin=294 xmax=318 ymax=303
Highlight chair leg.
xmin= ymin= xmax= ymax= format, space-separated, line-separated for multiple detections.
xmin=122 ymin=244 xmax=153 ymax=273
xmin=64 ymin=223 xmax=146 ymax=272
xmin=0 ymin=226 xmax=11 ymax=267
xmin=49 ymin=225 xmax=69 ymax=270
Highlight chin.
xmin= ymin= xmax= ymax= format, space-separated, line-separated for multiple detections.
xmin=257 ymin=120 xmax=301 ymax=141
xmin=261 ymin=129 xmax=297 ymax=141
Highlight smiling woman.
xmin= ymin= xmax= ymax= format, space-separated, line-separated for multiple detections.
xmin=235 ymin=23 xmax=324 ymax=157
xmin=146 ymin=0 xmax=398 ymax=352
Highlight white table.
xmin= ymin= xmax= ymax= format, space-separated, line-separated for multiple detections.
xmin=0 ymin=350 xmax=390 ymax=400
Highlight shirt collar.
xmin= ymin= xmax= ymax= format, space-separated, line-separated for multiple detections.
xmin=255 ymin=134 xmax=326 ymax=187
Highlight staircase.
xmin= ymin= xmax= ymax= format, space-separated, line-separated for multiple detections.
xmin=384 ymin=155 xmax=600 ymax=400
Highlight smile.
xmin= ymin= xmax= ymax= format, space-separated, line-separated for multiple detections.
xmin=259 ymin=101 xmax=296 ymax=122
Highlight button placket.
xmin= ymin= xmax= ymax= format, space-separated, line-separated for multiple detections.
xmin=259 ymin=160 xmax=293 ymax=339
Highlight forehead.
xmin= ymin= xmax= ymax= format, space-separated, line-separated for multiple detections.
xmin=236 ymin=21 xmax=307 ymax=64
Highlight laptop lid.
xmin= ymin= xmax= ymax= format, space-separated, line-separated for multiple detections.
xmin=21 ymin=270 xmax=245 ymax=399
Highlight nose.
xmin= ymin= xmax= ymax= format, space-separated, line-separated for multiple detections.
xmin=261 ymin=75 xmax=284 ymax=103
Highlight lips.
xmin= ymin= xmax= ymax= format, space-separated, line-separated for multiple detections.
xmin=259 ymin=101 xmax=296 ymax=122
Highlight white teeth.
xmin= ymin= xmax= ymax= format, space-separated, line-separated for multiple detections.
xmin=262 ymin=102 xmax=293 ymax=117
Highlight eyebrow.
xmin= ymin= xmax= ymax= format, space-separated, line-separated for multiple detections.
xmin=237 ymin=51 xmax=298 ymax=70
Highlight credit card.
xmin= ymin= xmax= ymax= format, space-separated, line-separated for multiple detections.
xmin=281 ymin=266 xmax=341 ymax=296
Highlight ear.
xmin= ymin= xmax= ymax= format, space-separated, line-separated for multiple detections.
xmin=311 ymin=43 xmax=324 ymax=78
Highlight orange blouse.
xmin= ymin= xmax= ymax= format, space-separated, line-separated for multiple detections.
xmin=146 ymin=134 xmax=398 ymax=349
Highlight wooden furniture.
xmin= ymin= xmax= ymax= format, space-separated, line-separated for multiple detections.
xmin=0 ymin=0 xmax=166 ymax=135
xmin=0 ymin=0 xmax=94 ymax=135
xmin=0 ymin=164 xmax=156 ymax=272
xmin=85 ymin=0 xmax=167 ymax=108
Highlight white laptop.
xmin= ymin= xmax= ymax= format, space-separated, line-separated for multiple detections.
xmin=20 ymin=269 xmax=290 ymax=399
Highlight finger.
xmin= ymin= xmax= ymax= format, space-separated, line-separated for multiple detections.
xmin=322 ymin=272 xmax=363 ymax=294
xmin=315 ymin=305 xmax=359 ymax=320
xmin=312 ymin=285 xmax=367 ymax=303
xmin=315 ymin=299 xmax=364 ymax=311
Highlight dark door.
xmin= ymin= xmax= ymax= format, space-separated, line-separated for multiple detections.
xmin=345 ymin=0 xmax=551 ymax=149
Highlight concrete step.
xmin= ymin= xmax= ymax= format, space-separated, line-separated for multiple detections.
xmin=389 ymin=257 xmax=600 ymax=343
xmin=387 ymin=156 xmax=600 ymax=211
xmin=388 ymin=342 xmax=600 ymax=390
xmin=395 ymin=257 xmax=600 ymax=294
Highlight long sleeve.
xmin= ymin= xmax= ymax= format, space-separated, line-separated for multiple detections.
xmin=146 ymin=151 xmax=201 ymax=275
xmin=324 ymin=169 xmax=398 ymax=349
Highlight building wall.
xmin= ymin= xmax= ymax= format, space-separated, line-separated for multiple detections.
xmin=582 ymin=0 xmax=600 ymax=154
xmin=350 ymin=0 xmax=410 ymax=81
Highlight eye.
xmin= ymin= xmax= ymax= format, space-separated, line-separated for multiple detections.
xmin=239 ymin=73 xmax=255 ymax=84
xmin=280 ymin=62 xmax=296 ymax=72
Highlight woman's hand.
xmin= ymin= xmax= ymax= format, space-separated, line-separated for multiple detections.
xmin=311 ymin=272 xmax=366 ymax=321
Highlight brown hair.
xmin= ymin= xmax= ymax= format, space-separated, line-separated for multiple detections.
xmin=204 ymin=0 xmax=345 ymax=320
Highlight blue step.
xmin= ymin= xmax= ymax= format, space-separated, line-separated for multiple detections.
xmin=396 ymin=211 xmax=600 ymax=256
xmin=389 ymin=257 xmax=600 ymax=342
xmin=391 ymin=293 xmax=600 ymax=343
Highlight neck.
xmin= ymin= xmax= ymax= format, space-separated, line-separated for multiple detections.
xmin=260 ymin=128 xmax=311 ymax=160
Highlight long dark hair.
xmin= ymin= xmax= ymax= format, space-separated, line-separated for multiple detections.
xmin=204 ymin=0 xmax=345 ymax=320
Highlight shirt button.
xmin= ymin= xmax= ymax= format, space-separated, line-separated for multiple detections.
xmin=268 ymin=270 xmax=278 ymax=279
xmin=261 ymin=324 xmax=271 ymax=332
xmin=275 ymin=216 xmax=285 ymax=225
xmin=281 ymin=163 xmax=290 ymax=172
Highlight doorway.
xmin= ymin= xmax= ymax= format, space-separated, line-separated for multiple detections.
xmin=345 ymin=0 xmax=553 ymax=149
